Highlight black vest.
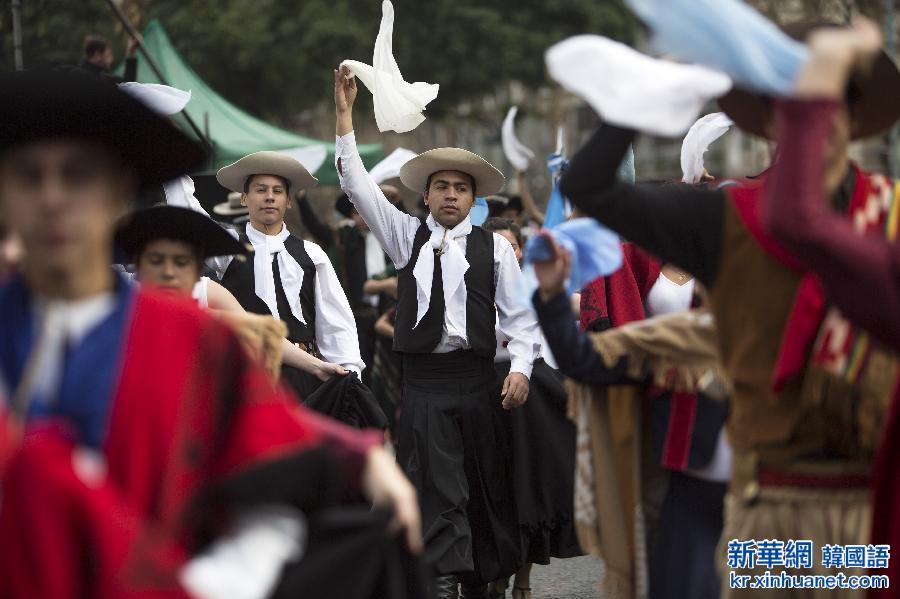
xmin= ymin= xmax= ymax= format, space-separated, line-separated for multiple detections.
xmin=220 ymin=233 xmax=317 ymax=344
xmin=393 ymin=223 xmax=496 ymax=358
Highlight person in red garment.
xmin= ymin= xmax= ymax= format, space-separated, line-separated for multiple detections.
xmin=759 ymin=25 xmax=900 ymax=597
xmin=0 ymin=70 xmax=422 ymax=599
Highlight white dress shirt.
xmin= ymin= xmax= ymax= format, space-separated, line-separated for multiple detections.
xmin=164 ymin=177 xmax=364 ymax=375
xmin=336 ymin=132 xmax=540 ymax=378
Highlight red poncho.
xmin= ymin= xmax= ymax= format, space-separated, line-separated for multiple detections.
xmin=0 ymin=288 xmax=378 ymax=598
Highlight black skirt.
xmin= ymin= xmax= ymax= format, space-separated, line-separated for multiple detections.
xmin=272 ymin=507 xmax=428 ymax=599
xmin=495 ymin=359 xmax=583 ymax=565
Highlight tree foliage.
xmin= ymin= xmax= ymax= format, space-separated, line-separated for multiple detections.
xmin=1 ymin=0 xmax=637 ymax=122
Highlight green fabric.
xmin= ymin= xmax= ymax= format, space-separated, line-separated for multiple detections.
xmin=124 ymin=20 xmax=383 ymax=185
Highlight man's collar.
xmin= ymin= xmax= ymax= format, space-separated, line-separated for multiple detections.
xmin=426 ymin=213 xmax=472 ymax=235
xmin=246 ymin=220 xmax=287 ymax=238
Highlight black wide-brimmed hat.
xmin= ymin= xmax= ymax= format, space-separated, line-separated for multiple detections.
xmin=719 ymin=22 xmax=900 ymax=140
xmin=115 ymin=205 xmax=247 ymax=262
xmin=0 ymin=70 xmax=207 ymax=187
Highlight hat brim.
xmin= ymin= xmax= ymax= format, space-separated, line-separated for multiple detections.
xmin=212 ymin=202 xmax=250 ymax=216
xmin=116 ymin=205 xmax=247 ymax=262
xmin=216 ymin=151 xmax=318 ymax=193
xmin=400 ymin=148 xmax=505 ymax=196
xmin=719 ymin=23 xmax=900 ymax=140
xmin=0 ymin=70 xmax=207 ymax=189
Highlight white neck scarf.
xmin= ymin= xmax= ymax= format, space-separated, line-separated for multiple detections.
xmin=412 ymin=214 xmax=471 ymax=330
xmin=245 ymin=223 xmax=307 ymax=324
xmin=28 ymin=293 xmax=115 ymax=405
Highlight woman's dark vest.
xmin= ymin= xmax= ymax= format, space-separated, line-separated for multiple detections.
xmin=393 ymin=223 xmax=496 ymax=358
xmin=220 ymin=233 xmax=317 ymax=344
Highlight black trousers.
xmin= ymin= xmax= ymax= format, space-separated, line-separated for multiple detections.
xmin=396 ymin=350 xmax=521 ymax=584
xmin=649 ymin=471 xmax=727 ymax=599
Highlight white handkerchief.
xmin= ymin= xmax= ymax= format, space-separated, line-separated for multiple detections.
xmin=368 ymin=147 xmax=417 ymax=184
xmin=680 ymin=112 xmax=732 ymax=184
xmin=341 ymin=0 xmax=439 ymax=133
xmin=278 ymin=146 xmax=328 ymax=176
xmin=545 ymin=35 xmax=732 ymax=137
xmin=501 ymin=106 xmax=535 ymax=172
xmin=118 ymin=82 xmax=191 ymax=116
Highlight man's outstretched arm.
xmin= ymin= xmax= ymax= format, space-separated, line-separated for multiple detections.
xmin=333 ymin=66 xmax=419 ymax=269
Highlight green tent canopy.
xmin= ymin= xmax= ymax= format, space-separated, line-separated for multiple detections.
xmin=127 ymin=19 xmax=383 ymax=185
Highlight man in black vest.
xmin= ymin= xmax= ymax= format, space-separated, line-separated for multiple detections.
xmin=200 ymin=151 xmax=364 ymax=399
xmin=334 ymin=67 xmax=540 ymax=599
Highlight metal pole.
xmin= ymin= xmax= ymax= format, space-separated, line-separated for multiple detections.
xmin=11 ymin=0 xmax=24 ymax=70
xmin=886 ymin=0 xmax=897 ymax=178
xmin=102 ymin=0 xmax=211 ymax=154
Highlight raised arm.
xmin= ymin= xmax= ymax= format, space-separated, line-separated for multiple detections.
xmin=763 ymin=26 xmax=900 ymax=350
xmin=334 ymin=67 xmax=420 ymax=269
xmin=531 ymin=243 xmax=632 ymax=385
xmin=516 ymin=171 xmax=545 ymax=225
xmin=561 ymin=124 xmax=726 ymax=288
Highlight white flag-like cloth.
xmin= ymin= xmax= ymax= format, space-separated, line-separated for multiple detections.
xmin=277 ymin=146 xmax=328 ymax=177
xmin=341 ymin=0 xmax=439 ymax=133
xmin=680 ymin=112 xmax=733 ymax=184
xmin=368 ymin=147 xmax=417 ymax=184
xmin=118 ymin=82 xmax=191 ymax=116
xmin=501 ymin=106 xmax=535 ymax=172
xmin=545 ymin=35 xmax=732 ymax=138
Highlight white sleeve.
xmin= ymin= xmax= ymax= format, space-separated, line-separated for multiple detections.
xmin=180 ymin=505 xmax=306 ymax=599
xmin=163 ymin=175 xmax=235 ymax=278
xmin=307 ymin=242 xmax=365 ymax=374
xmin=335 ymin=132 xmax=421 ymax=268
xmin=493 ymin=234 xmax=541 ymax=379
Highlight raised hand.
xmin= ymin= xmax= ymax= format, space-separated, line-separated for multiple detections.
xmin=335 ymin=65 xmax=358 ymax=137
xmin=532 ymin=233 xmax=572 ymax=302
xmin=334 ymin=65 xmax=358 ymax=114
xmin=795 ymin=17 xmax=882 ymax=99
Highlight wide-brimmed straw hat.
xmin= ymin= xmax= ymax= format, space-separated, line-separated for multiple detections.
xmin=213 ymin=191 xmax=249 ymax=216
xmin=719 ymin=22 xmax=900 ymax=140
xmin=399 ymin=147 xmax=505 ymax=196
xmin=116 ymin=205 xmax=247 ymax=261
xmin=216 ymin=151 xmax=318 ymax=193
xmin=0 ymin=70 xmax=206 ymax=188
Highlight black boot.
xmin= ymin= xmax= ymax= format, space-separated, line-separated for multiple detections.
xmin=430 ymin=575 xmax=459 ymax=599
xmin=459 ymin=582 xmax=489 ymax=599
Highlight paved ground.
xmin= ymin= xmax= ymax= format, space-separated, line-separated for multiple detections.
xmin=498 ymin=555 xmax=605 ymax=599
